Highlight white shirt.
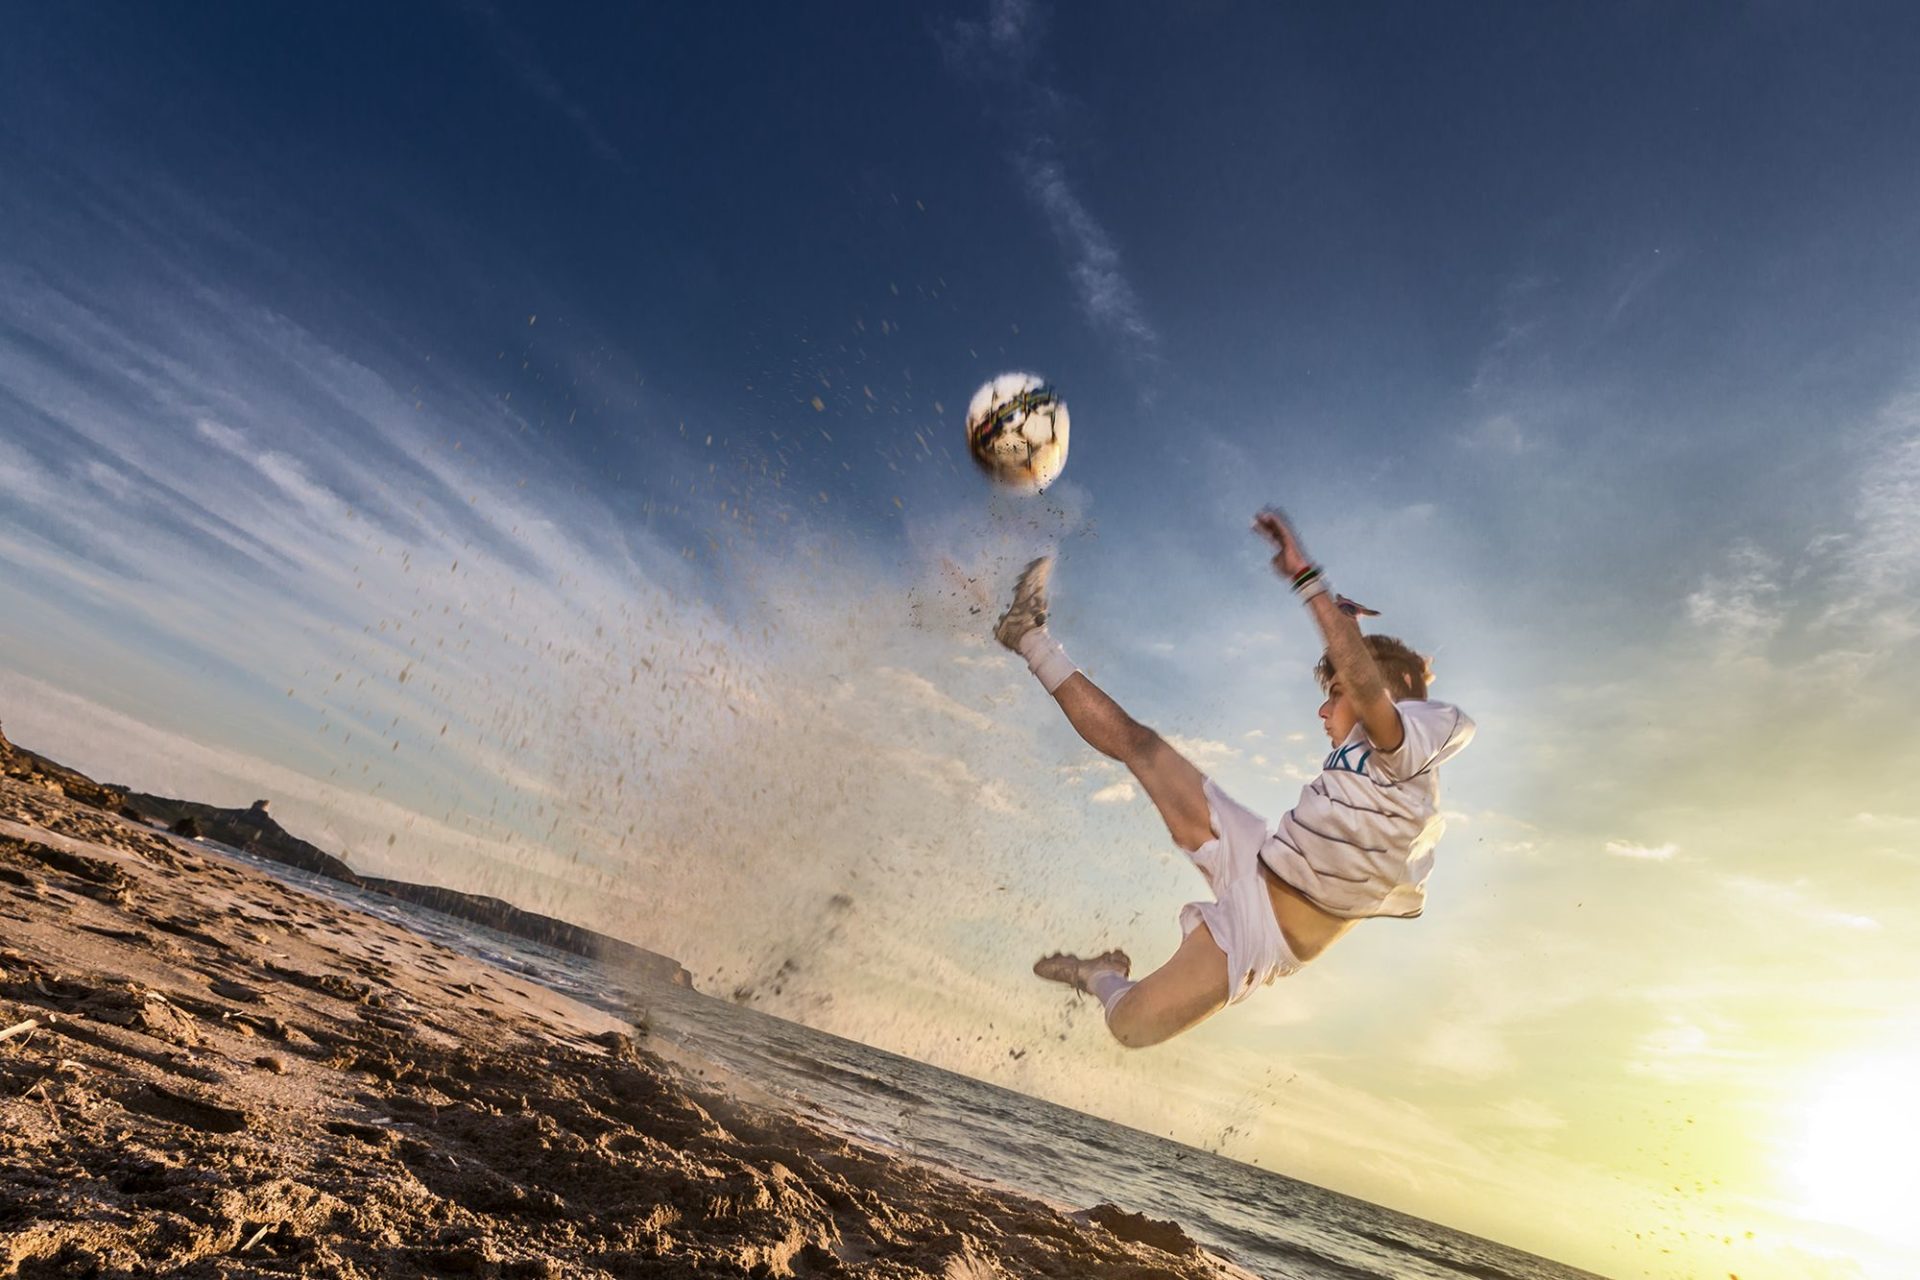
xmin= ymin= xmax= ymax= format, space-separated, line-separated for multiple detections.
xmin=1261 ymin=699 xmax=1476 ymax=920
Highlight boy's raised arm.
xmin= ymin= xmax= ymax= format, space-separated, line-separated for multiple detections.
xmin=1252 ymin=508 xmax=1406 ymax=754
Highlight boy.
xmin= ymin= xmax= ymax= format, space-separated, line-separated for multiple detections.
xmin=999 ymin=508 xmax=1474 ymax=1047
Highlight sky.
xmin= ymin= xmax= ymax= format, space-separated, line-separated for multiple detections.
xmin=3 ymin=3 xmax=1918 ymax=1277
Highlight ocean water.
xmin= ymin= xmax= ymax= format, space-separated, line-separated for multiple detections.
xmin=211 ymin=840 xmax=1605 ymax=1280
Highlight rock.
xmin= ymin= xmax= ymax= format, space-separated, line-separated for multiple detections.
xmin=0 ymin=720 xmax=129 ymax=810
xmin=1078 ymin=1203 xmax=1201 ymax=1256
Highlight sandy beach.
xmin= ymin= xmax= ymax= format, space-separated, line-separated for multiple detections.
xmin=0 ymin=754 xmax=1255 ymax=1279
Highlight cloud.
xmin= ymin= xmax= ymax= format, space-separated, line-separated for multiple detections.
xmin=940 ymin=1 xmax=1159 ymax=370
xmin=1716 ymin=872 xmax=1881 ymax=932
xmin=469 ymin=2 xmax=627 ymax=169
xmin=1831 ymin=388 xmax=1920 ymax=642
xmin=0 ymin=436 xmax=58 ymax=507
xmin=1604 ymin=839 xmax=1678 ymax=861
xmin=1013 ymin=148 xmax=1159 ymax=359
xmin=1603 ymin=248 xmax=1675 ymax=326
xmin=193 ymin=418 xmax=249 ymax=453
xmin=1486 ymin=1097 xmax=1568 ymax=1134
xmin=937 ymin=0 xmax=1046 ymax=73
xmin=879 ymin=666 xmax=999 ymax=733
xmin=1456 ymin=274 xmax=1562 ymax=452
xmin=81 ymin=459 xmax=136 ymax=500
xmin=1685 ymin=542 xmax=1785 ymax=659
xmin=1461 ymin=411 xmax=1534 ymax=455
xmin=1854 ymin=810 xmax=1919 ymax=830
xmin=1413 ymin=1020 xmax=1518 ymax=1080
xmin=1388 ymin=928 xmax=1636 ymax=1095
xmin=1625 ymin=1015 xmax=1764 ymax=1083
xmin=1162 ymin=733 xmax=1240 ymax=772
xmin=1089 ymin=780 xmax=1136 ymax=804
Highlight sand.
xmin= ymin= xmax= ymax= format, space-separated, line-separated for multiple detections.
xmin=0 ymin=773 xmax=1257 ymax=1279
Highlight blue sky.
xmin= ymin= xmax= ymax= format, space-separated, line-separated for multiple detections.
xmin=5 ymin=5 xmax=1920 ymax=1278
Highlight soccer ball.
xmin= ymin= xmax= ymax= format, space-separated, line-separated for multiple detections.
xmin=964 ymin=372 xmax=1069 ymax=493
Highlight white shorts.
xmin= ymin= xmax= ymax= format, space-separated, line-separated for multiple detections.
xmin=1179 ymin=778 xmax=1303 ymax=1006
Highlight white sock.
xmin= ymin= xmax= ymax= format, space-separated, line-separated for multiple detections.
xmin=1017 ymin=628 xmax=1078 ymax=694
xmin=1085 ymin=968 xmax=1136 ymax=1016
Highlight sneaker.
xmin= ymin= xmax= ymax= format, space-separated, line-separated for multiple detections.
xmin=1032 ymin=949 xmax=1131 ymax=995
xmin=994 ymin=555 xmax=1054 ymax=651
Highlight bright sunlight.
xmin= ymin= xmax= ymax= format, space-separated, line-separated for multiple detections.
xmin=1795 ymin=1055 xmax=1920 ymax=1238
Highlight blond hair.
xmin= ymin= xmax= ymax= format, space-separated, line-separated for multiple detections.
xmin=1315 ymin=634 xmax=1432 ymax=700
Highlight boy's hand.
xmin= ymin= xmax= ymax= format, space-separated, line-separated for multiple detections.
xmin=1252 ymin=507 xmax=1313 ymax=578
xmin=1334 ymin=595 xmax=1381 ymax=619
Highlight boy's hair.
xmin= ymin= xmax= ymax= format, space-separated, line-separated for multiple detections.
xmin=1316 ymin=634 xmax=1432 ymax=700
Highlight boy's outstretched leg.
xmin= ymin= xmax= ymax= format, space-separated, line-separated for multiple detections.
xmin=1034 ymin=924 xmax=1231 ymax=1048
xmin=995 ymin=557 xmax=1214 ymax=853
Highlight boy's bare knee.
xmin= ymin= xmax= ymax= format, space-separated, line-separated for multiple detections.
xmin=1103 ymin=996 xmax=1170 ymax=1050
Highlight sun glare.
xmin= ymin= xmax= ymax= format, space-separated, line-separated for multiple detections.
xmin=1795 ymin=1056 xmax=1920 ymax=1237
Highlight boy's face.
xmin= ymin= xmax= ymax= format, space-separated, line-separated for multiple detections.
xmin=1319 ymin=680 xmax=1359 ymax=745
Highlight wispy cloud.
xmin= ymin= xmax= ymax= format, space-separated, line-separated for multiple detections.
xmin=1458 ymin=274 xmax=1559 ymax=453
xmin=1854 ymin=810 xmax=1919 ymax=830
xmin=1486 ymin=1097 xmax=1568 ymax=1134
xmin=1604 ymin=839 xmax=1679 ymax=861
xmin=1414 ymin=1020 xmax=1519 ymax=1080
xmin=937 ymin=0 xmax=1047 ymax=76
xmin=1460 ymin=411 xmax=1535 ymax=455
xmin=1625 ymin=1015 xmax=1764 ymax=1083
xmin=1162 ymin=733 xmax=1241 ymax=773
xmin=1686 ymin=542 xmax=1785 ymax=660
xmin=469 ymin=2 xmax=627 ymax=170
xmin=1717 ymin=872 xmax=1881 ymax=932
xmin=1012 ymin=147 xmax=1159 ymax=359
xmin=1603 ymin=248 xmax=1675 ymax=327
xmin=1832 ymin=387 xmax=1920 ymax=642
xmin=879 ymin=666 xmax=999 ymax=733
xmin=940 ymin=0 xmax=1159 ymax=369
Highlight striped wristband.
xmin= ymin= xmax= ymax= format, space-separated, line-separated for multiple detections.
xmin=1290 ymin=564 xmax=1330 ymax=603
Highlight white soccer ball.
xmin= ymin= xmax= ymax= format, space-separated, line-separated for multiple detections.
xmin=964 ymin=372 xmax=1069 ymax=493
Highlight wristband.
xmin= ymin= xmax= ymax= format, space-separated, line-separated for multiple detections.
xmin=1290 ymin=564 xmax=1329 ymax=603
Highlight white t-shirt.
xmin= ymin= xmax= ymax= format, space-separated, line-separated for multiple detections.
xmin=1260 ymin=699 xmax=1476 ymax=920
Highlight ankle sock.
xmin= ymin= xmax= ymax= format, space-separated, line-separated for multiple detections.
xmin=1017 ymin=629 xmax=1077 ymax=693
xmin=1085 ymin=968 xmax=1136 ymax=1016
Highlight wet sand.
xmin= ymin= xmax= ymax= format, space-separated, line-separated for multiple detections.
xmin=0 ymin=774 xmax=1255 ymax=1279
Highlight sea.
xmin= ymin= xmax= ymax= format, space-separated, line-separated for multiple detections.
xmin=208 ymin=839 xmax=1606 ymax=1280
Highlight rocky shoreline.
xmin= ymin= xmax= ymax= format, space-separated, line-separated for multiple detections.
xmin=0 ymin=723 xmax=690 ymax=990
